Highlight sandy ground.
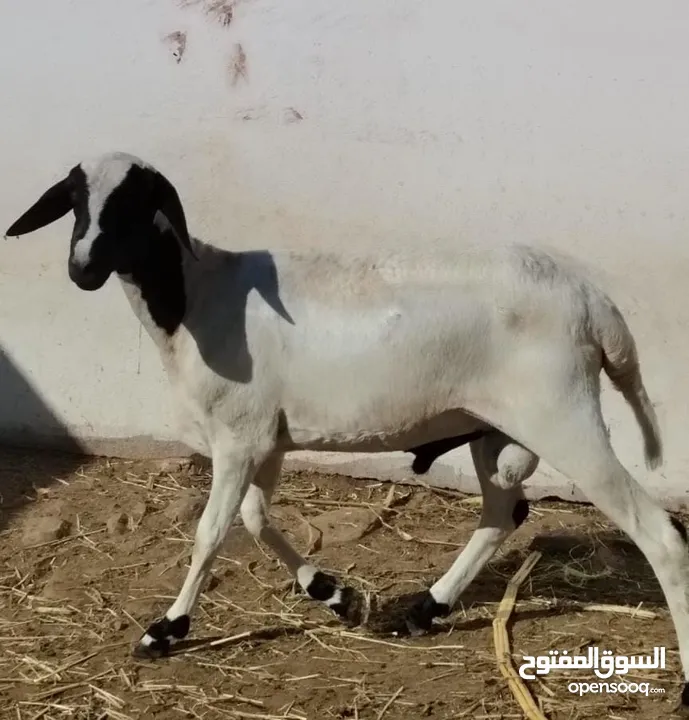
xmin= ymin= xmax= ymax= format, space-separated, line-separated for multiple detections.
xmin=0 ymin=447 xmax=686 ymax=720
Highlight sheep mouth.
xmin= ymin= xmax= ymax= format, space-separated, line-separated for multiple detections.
xmin=68 ymin=263 xmax=110 ymax=291
xmin=74 ymin=275 xmax=108 ymax=291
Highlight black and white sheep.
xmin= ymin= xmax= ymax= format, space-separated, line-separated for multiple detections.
xmin=7 ymin=152 xmax=688 ymax=707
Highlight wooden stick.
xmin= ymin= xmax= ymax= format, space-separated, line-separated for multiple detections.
xmin=492 ymin=551 xmax=548 ymax=720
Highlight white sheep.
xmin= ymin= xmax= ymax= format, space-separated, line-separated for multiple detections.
xmin=7 ymin=152 xmax=689 ymax=708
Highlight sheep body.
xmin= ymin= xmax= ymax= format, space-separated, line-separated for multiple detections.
xmin=8 ymin=152 xmax=689 ymax=709
xmin=132 ymin=233 xmax=651 ymax=462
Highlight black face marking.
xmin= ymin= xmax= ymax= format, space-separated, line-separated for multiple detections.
xmin=98 ymin=166 xmax=186 ymax=334
xmin=671 ymin=515 xmax=688 ymax=544
xmin=512 ymin=498 xmax=530 ymax=528
xmin=80 ymin=165 xmax=159 ymax=279
xmin=67 ymin=166 xmax=111 ymax=290
xmin=408 ymin=430 xmax=488 ymax=474
xmin=405 ymin=590 xmax=450 ymax=636
xmin=67 ymin=163 xmax=188 ymax=333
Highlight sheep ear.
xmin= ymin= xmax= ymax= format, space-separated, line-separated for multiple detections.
xmin=152 ymin=170 xmax=197 ymax=259
xmin=5 ymin=177 xmax=73 ymax=237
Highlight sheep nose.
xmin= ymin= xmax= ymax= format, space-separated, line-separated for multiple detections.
xmin=68 ymin=259 xmax=103 ymax=291
xmin=69 ymin=258 xmax=90 ymax=282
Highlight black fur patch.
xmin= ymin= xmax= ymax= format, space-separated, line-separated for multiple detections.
xmin=408 ymin=431 xmax=488 ymax=474
xmin=512 ymin=499 xmax=530 ymax=528
xmin=404 ymin=590 xmax=450 ymax=636
xmin=147 ymin=614 xmax=191 ymax=641
xmin=329 ymin=586 xmax=358 ymax=624
xmin=130 ymin=223 xmax=186 ymax=335
xmin=133 ymin=614 xmax=191 ymax=659
xmin=306 ymin=571 xmax=339 ymax=602
xmin=168 ymin=614 xmax=191 ymax=639
xmin=671 ymin=515 xmax=688 ymax=544
xmin=304 ymin=573 xmax=362 ymax=626
xmin=77 ymin=164 xmax=187 ymax=333
xmin=132 ymin=638 xmax=171 ymax=659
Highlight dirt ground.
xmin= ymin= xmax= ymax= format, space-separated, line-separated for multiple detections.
xmin=0 ymin=448 xmax=686 ymax=720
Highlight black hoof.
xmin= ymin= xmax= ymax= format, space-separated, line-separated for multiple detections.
xmin=132 ymin=636 xmax=170 ymax=659
xmin=132 ymin=614 xmax=190 ymax=659
xmin=305 ymin=571 xmax=364 ymax=627
xmin=330 ymin=585 xmax=365 ymax=627
xmin=404 ymin=591 xmax=450 ymax=636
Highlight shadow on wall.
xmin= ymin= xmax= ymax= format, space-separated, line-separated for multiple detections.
xmin=0 ymin=346 xmax=88 ymax=534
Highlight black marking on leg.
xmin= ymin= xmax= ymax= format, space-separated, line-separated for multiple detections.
xmin=306 ymin=572 xmax=363 ymax=626
xmin=132 ymin=614 xmax=191 ymax=659
xmin=306 ymin=571 xmax=338 ymax=601
xmin=330 ymin=585 xmax=363 ymax=626
xmin=148 ymin=614 xmax=190 ymax=641
xmin=408 ymin=431 xmax=488 ymax=474
xmin=170 ymin=614 xmax=191 ymax=638
xmin=512 ymin=499 xmax=530 ymax=528
xmin=671 ymin=515 xmax=688 ymax=544
xmin=404 ymin=590 xmax=450 ymax=636
xmin=329 ymin=585 xmax=354 ymax=617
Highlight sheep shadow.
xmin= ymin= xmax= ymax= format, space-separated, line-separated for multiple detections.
xmin=0 ymin=346 xmax=87 ymax=534
xmin=185 ymin=248 xmax=294 ymax=385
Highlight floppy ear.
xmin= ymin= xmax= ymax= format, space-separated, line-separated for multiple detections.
xmin=152 ymin=170 xmax=197 ymax=259
xmin=5 ymin=177 xmax=73 ymax=237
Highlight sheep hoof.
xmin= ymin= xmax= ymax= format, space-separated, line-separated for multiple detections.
xmin=330 ymin=585 xmax=366 ymax=627
xmin=132 ymin=615 xmax=190 ymax=659
xmin=304 ymin=571 xmax=364 ymax=627
xmin=132 ymin=637 xmax=170 ymax=659
xmin=404 ymin=591 xmax=450 ymax=636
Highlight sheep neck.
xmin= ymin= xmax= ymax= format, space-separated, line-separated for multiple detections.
xmin=118 ymin=225 xmax=187 ymax=347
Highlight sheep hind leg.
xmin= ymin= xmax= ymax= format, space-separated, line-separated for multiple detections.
xmin=474 ymin=388 xmax=689 ymax=712
xmin=405 ymin=432 xmax=538 ymax=634
xmin=240 ymin=452 xmax=365 ymax=626
xmin=536 ymin=417 xmax=689 ymax=712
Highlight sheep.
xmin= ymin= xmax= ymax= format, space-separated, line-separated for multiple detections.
xmin=6 ymin=151 xmax=689 ymax=708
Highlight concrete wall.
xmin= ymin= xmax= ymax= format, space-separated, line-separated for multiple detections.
xmin=2 ymin=0 xmax=689 ymax=505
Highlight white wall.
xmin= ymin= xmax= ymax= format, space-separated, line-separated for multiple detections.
xmin=2 ymin=0 xmax=689 ymax=503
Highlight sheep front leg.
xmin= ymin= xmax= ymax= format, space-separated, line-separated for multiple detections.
xmin=241 ymin=453 xmax=363 ymax=625
xmin=133 ymin=440 xmax=259 ymax=659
